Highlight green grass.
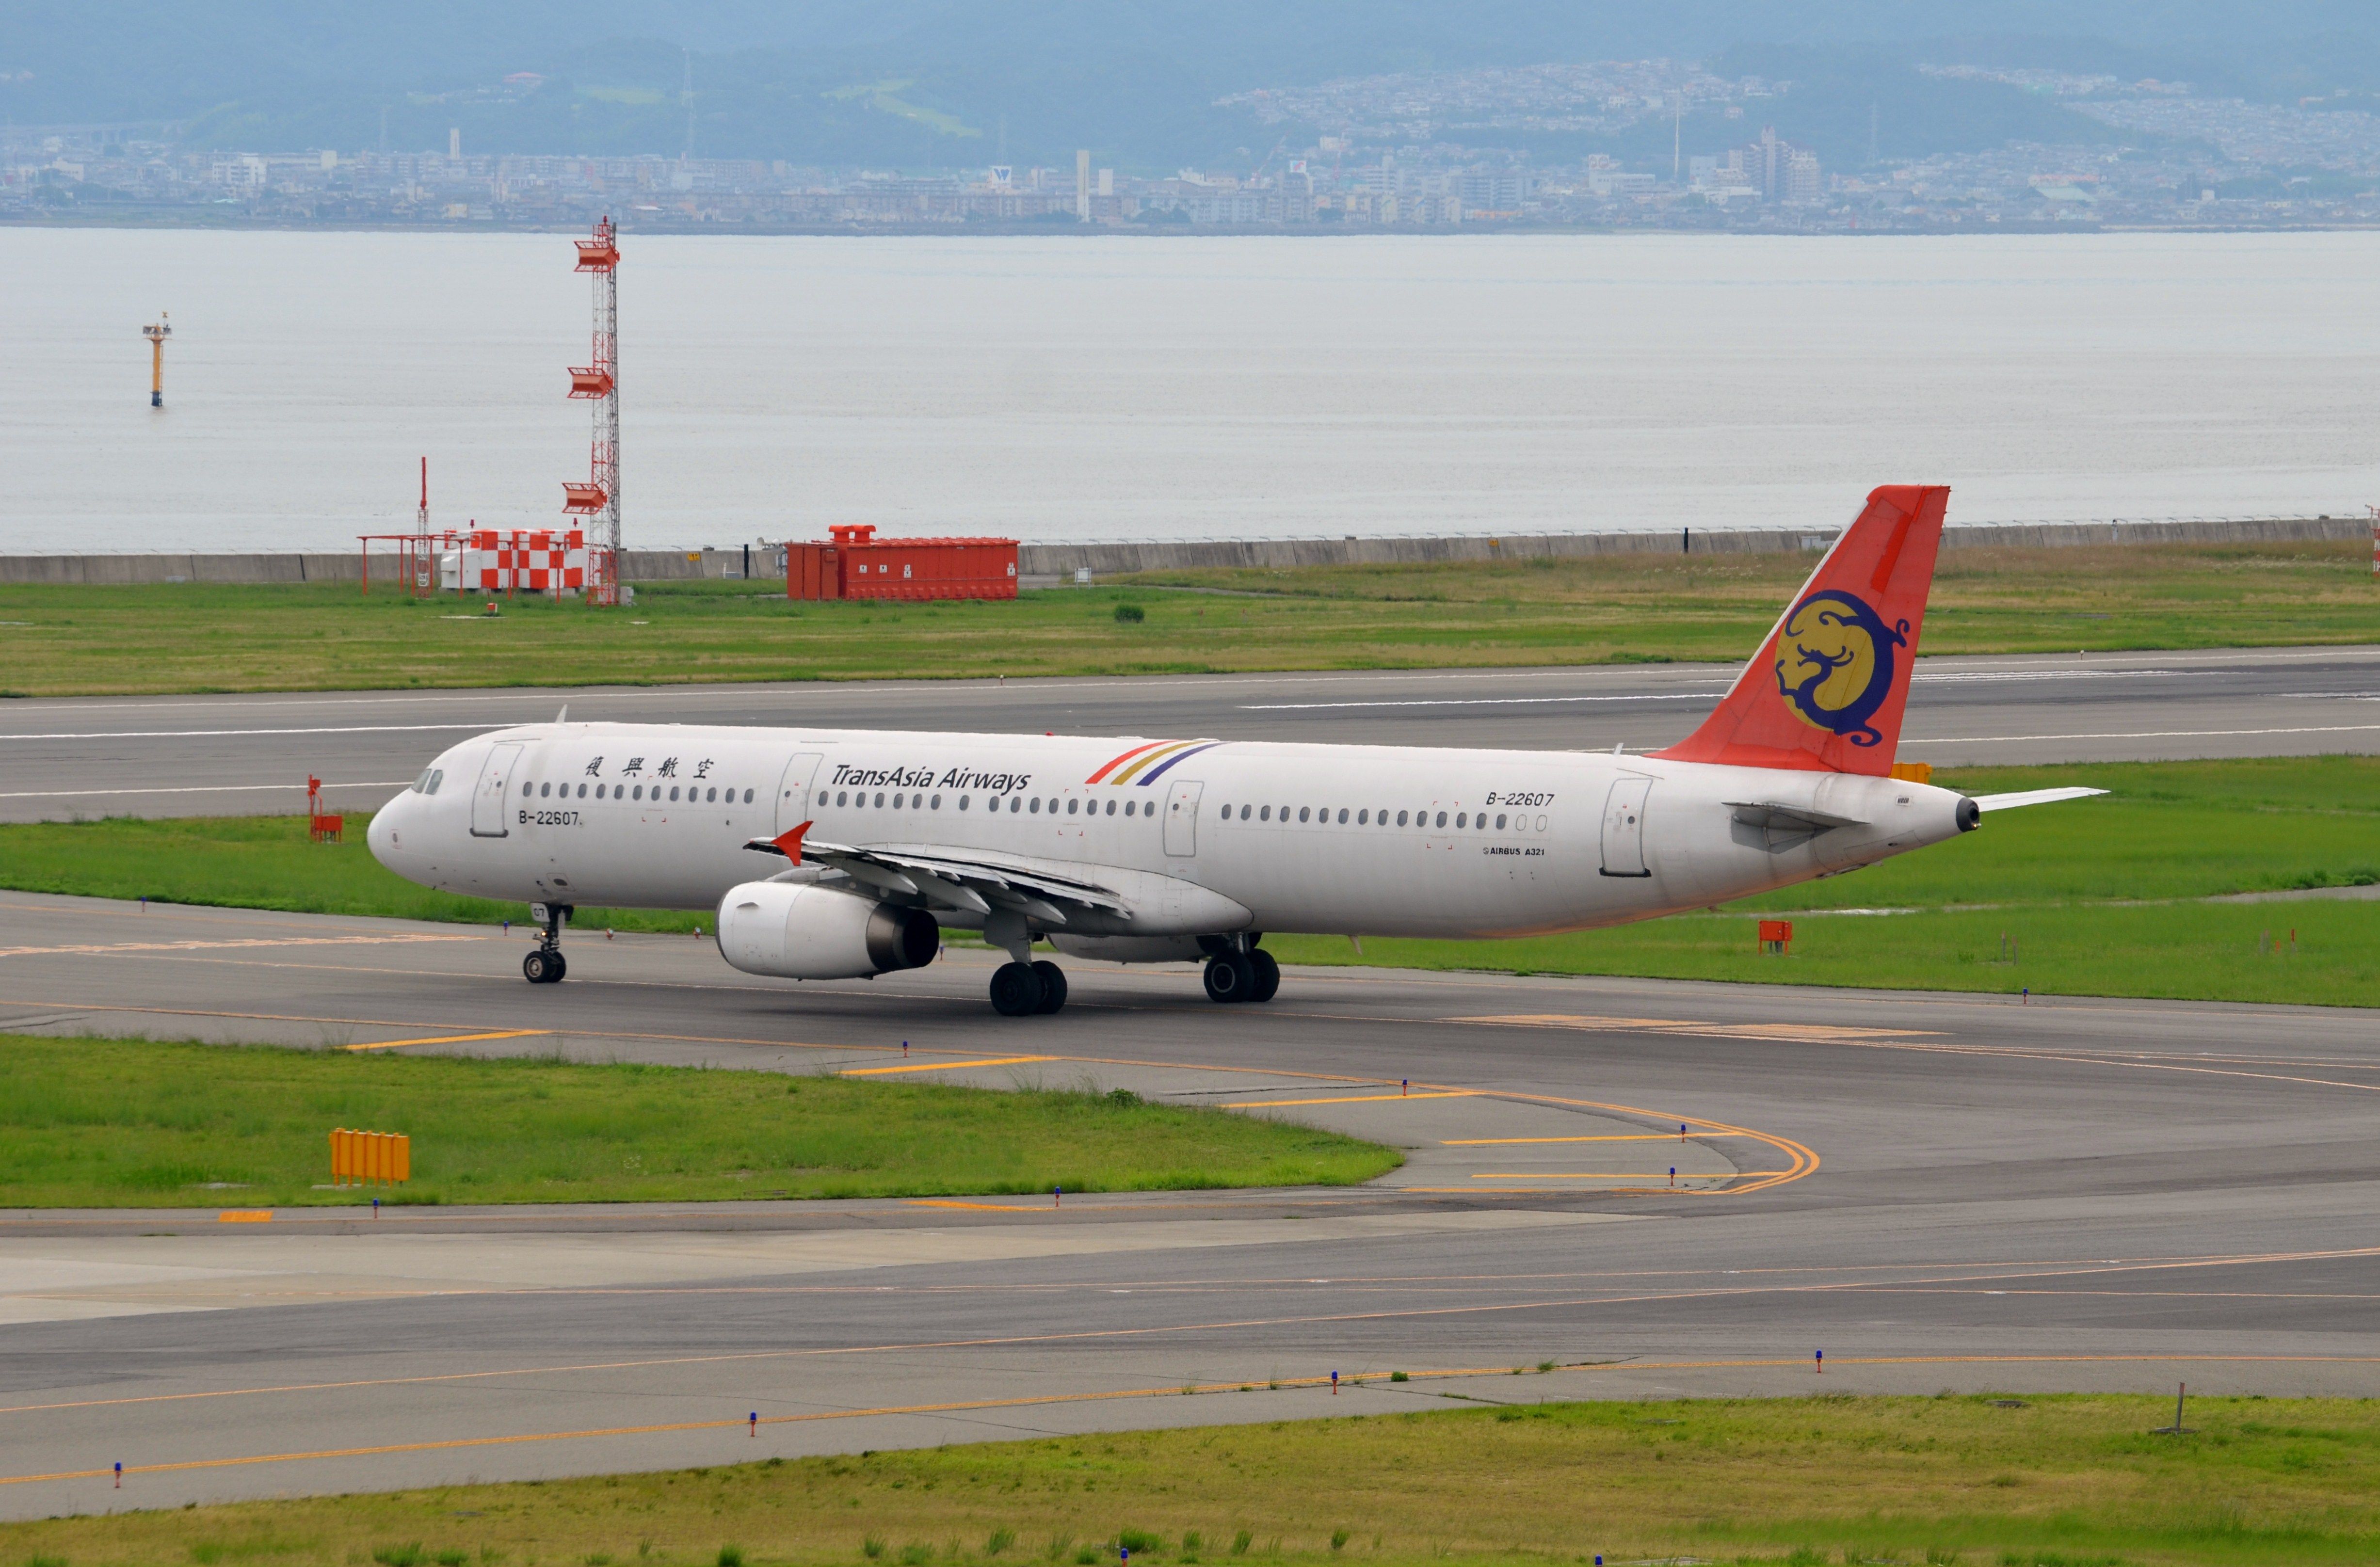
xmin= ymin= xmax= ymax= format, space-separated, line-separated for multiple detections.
xmin=2 ymin=757 xmax=2371 ymax=1007
xmin=0 ymin=540 xmax=2370 ymax=696
xmin=9 ymin=1394 xmax=2379 ymax=1565
xmin=0 ymin=1036 xmax=1400 ymax=1208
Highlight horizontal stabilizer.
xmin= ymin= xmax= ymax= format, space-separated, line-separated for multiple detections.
xmin=1969 ymin=786 xmax=2110 ymax=812
xmin=1726 ymin=800 xmax=1869 ymax=832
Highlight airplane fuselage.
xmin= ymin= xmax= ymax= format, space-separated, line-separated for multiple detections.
xmin=368 ymin=721 xmax=1974 ymax=945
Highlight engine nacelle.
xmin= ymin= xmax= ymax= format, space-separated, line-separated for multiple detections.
xmin=715 ymin=882 xmax=939 ymax=979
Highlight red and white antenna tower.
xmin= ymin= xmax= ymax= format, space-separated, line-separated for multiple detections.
xmin=564 ymin=215 xmax=622 ymax=605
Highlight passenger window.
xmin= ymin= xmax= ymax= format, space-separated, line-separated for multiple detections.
xmin=959 ymin=795 xmax=970 ymax=811
xmin=1124 ymin=800 xmax=1136 ymax=817
xmin=1496 ymin=813 xmax=1507 ymax=829
xmin=1010 ymin=796 xmax=1022 ymax=813
xmin=1259 ymin=805 xmax=1270 ymax=821
xmin=745 ymin=788 xmax=755 ymax=803
xmin=931 ymin=794 xmax=942 ymax=809
xmin=1337 ymin=808 xmax=1349 ymax=824
xmin=1456 ymin=812 xmax=1466 ymax=828
xmin=818 ymin=790 xmax=829 ymax=806
xmin=706 ymin=787 xmax=717 ymax=802
xmin=1298 ymin=807 xmax=1309 ymax=823
xmin=1396 ymin=810 xmax=1408 ymax=826
xmin=874 ymin=792 xmax=884 ymax=808
xmin=1217 ymin=803 xmax=1229 ymax=820
xmin=1435 ymin=811 xmax=1447 ymax=828
xmin=1030 ymin=798 xmax=1042 ymax=814
xmin=1068 ymin=799 xmax=1079 ymax=815
xmin=1106 ymin=799 xmax=1117 ymax=816
xmin=632 ymin=784 xmax=643 ymax=800
xmin=1357 ymin=809 xmax=1368 ymax=824
xmin=836 ymin=791 xmax=848 ymax=806
xmin=667 ymin=785 xmax=678 ymax=801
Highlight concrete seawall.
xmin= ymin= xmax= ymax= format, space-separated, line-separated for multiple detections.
xmin=0 ymin=517 xmax=2366 ymax=587
xmin=1019 ymin=515 xmax=2373 ymax=576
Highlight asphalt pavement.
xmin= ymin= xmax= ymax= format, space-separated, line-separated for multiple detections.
xmin=4 ymin=643 xmax=2377 ymax=823
xmin=1 ymin=890 xmax=2374 ymax=1517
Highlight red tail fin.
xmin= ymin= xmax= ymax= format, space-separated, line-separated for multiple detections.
xmin=1652 ymin=484 xmax=1947 ymax=775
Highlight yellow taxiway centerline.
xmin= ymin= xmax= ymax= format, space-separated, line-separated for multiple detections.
xmin=1443 ymin=1133 xmax=1750 ymax=1145
xmin=342 ymin=1029 xmax=549 ymax=1053
xmin=1228 ymin=1090 xmax=1478 ymax=1108
xmin=842 ymin=1055 xmax=1058 ymax=1075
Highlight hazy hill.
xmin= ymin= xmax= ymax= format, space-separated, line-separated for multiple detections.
xmin=6 ymin=1 xmax=2377 ymax=167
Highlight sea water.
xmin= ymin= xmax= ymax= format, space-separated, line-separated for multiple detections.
xmin=5 ymin=228 xmax=2377 ymax=554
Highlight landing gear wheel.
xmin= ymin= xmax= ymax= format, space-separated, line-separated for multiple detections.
xmin=523 ymin=948 xmax=560 ymax=985
xmin=989 ymin=960 xmax=1046 ymax=1017
xmin=1247 ymin=948 xmax=1280 ymax=1003
xmin=1029 ymin=960 xmax=1069 ymax=1014
xmin=1203 ymin=954 xmax=1255 ymax=1004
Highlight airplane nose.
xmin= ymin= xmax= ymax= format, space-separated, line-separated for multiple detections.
xmin=367 ymin=792 xmax=407 ymax=869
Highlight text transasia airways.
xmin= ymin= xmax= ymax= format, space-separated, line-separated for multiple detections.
xmin=832 ymin=762 xmax=1033 ymax=794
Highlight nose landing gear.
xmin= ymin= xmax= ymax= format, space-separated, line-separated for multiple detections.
xmin=523 ymin=901 xmax=572 ymax=984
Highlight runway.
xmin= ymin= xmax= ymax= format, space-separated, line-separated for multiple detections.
xmin=4 ymin=643 xmax=2377 ymax=822
xmin=2 ymin=890 xmax=2375 ymax=1518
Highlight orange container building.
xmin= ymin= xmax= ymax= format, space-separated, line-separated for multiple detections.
xmin=786 ymin=525 xmax=1017 ymax=602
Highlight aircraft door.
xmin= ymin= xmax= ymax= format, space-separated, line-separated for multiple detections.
xmin=1163 ymin=779 xmax=1203 ymax=857
xmin=1598 ymin=776 xmax=1653 ymax=878
xmin=470 ymin=743 xmax=522 ymax=838
xmin=773 ymin=752 xmax=824 ymax=834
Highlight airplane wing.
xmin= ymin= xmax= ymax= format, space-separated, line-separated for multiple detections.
xmin=1967 ymin=786 xmax=2109 ymax=812
xmin=741 ymin=832 xmax=1129 ymax=926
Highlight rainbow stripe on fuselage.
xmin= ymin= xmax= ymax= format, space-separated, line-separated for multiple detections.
xmin=1085 ymin=738 xmax=1225 ymax=786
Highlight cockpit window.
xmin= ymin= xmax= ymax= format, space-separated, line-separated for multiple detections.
xmin=413 ymin=768 xmax=434 ymax=793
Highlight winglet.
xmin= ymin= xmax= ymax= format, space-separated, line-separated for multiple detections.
xmin=772 ymin=820 xmax=813 ymax=860
xmin=1653 ymin=484 xmax=1949 ymax=775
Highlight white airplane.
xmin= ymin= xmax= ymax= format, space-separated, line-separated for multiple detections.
xmin=369 ymin=485 xmax=2099 ymax=1016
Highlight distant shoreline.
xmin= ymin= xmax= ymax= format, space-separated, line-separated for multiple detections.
xmin=17 ymin=214 xmax=2378 ymax=237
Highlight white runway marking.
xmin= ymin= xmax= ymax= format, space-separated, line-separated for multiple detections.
xmin=0 ymin=933 xmax=477 ymax=959
xmin=1916 ymin=723 xmax=2380 ymax=744
xmin=0 ymin=724 xmax=493 ymax=742
xmin=1238 ymin=669 xmax=2203 ymax=711
xmin=0 ymin=781 xmax=409 ymax=800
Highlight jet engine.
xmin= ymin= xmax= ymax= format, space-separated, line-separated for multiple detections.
xmin=715 ymin=882 xmax=939 ymax=979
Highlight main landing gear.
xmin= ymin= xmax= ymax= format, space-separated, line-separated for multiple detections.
xmin=523 ymin=901 xmax=572 ymax=984
xmin=985 ymin=909 xmax=1067 ymax=1017
xmin=989 ymin=959 xmax=1069 ymax=1017
xmin=1201 ymin=939 xmax=1280 ymax=1005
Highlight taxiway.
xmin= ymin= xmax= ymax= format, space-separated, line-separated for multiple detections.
xmin=1 ymin=890 xmax=2374 ymax=1517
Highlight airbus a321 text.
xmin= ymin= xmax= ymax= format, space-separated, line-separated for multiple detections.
xmin=370 ymin=485 xmax=2102 ymax=1016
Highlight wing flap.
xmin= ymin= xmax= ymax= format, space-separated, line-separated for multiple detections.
xmin=740 ymin=836 xmax=1130 ymax=915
